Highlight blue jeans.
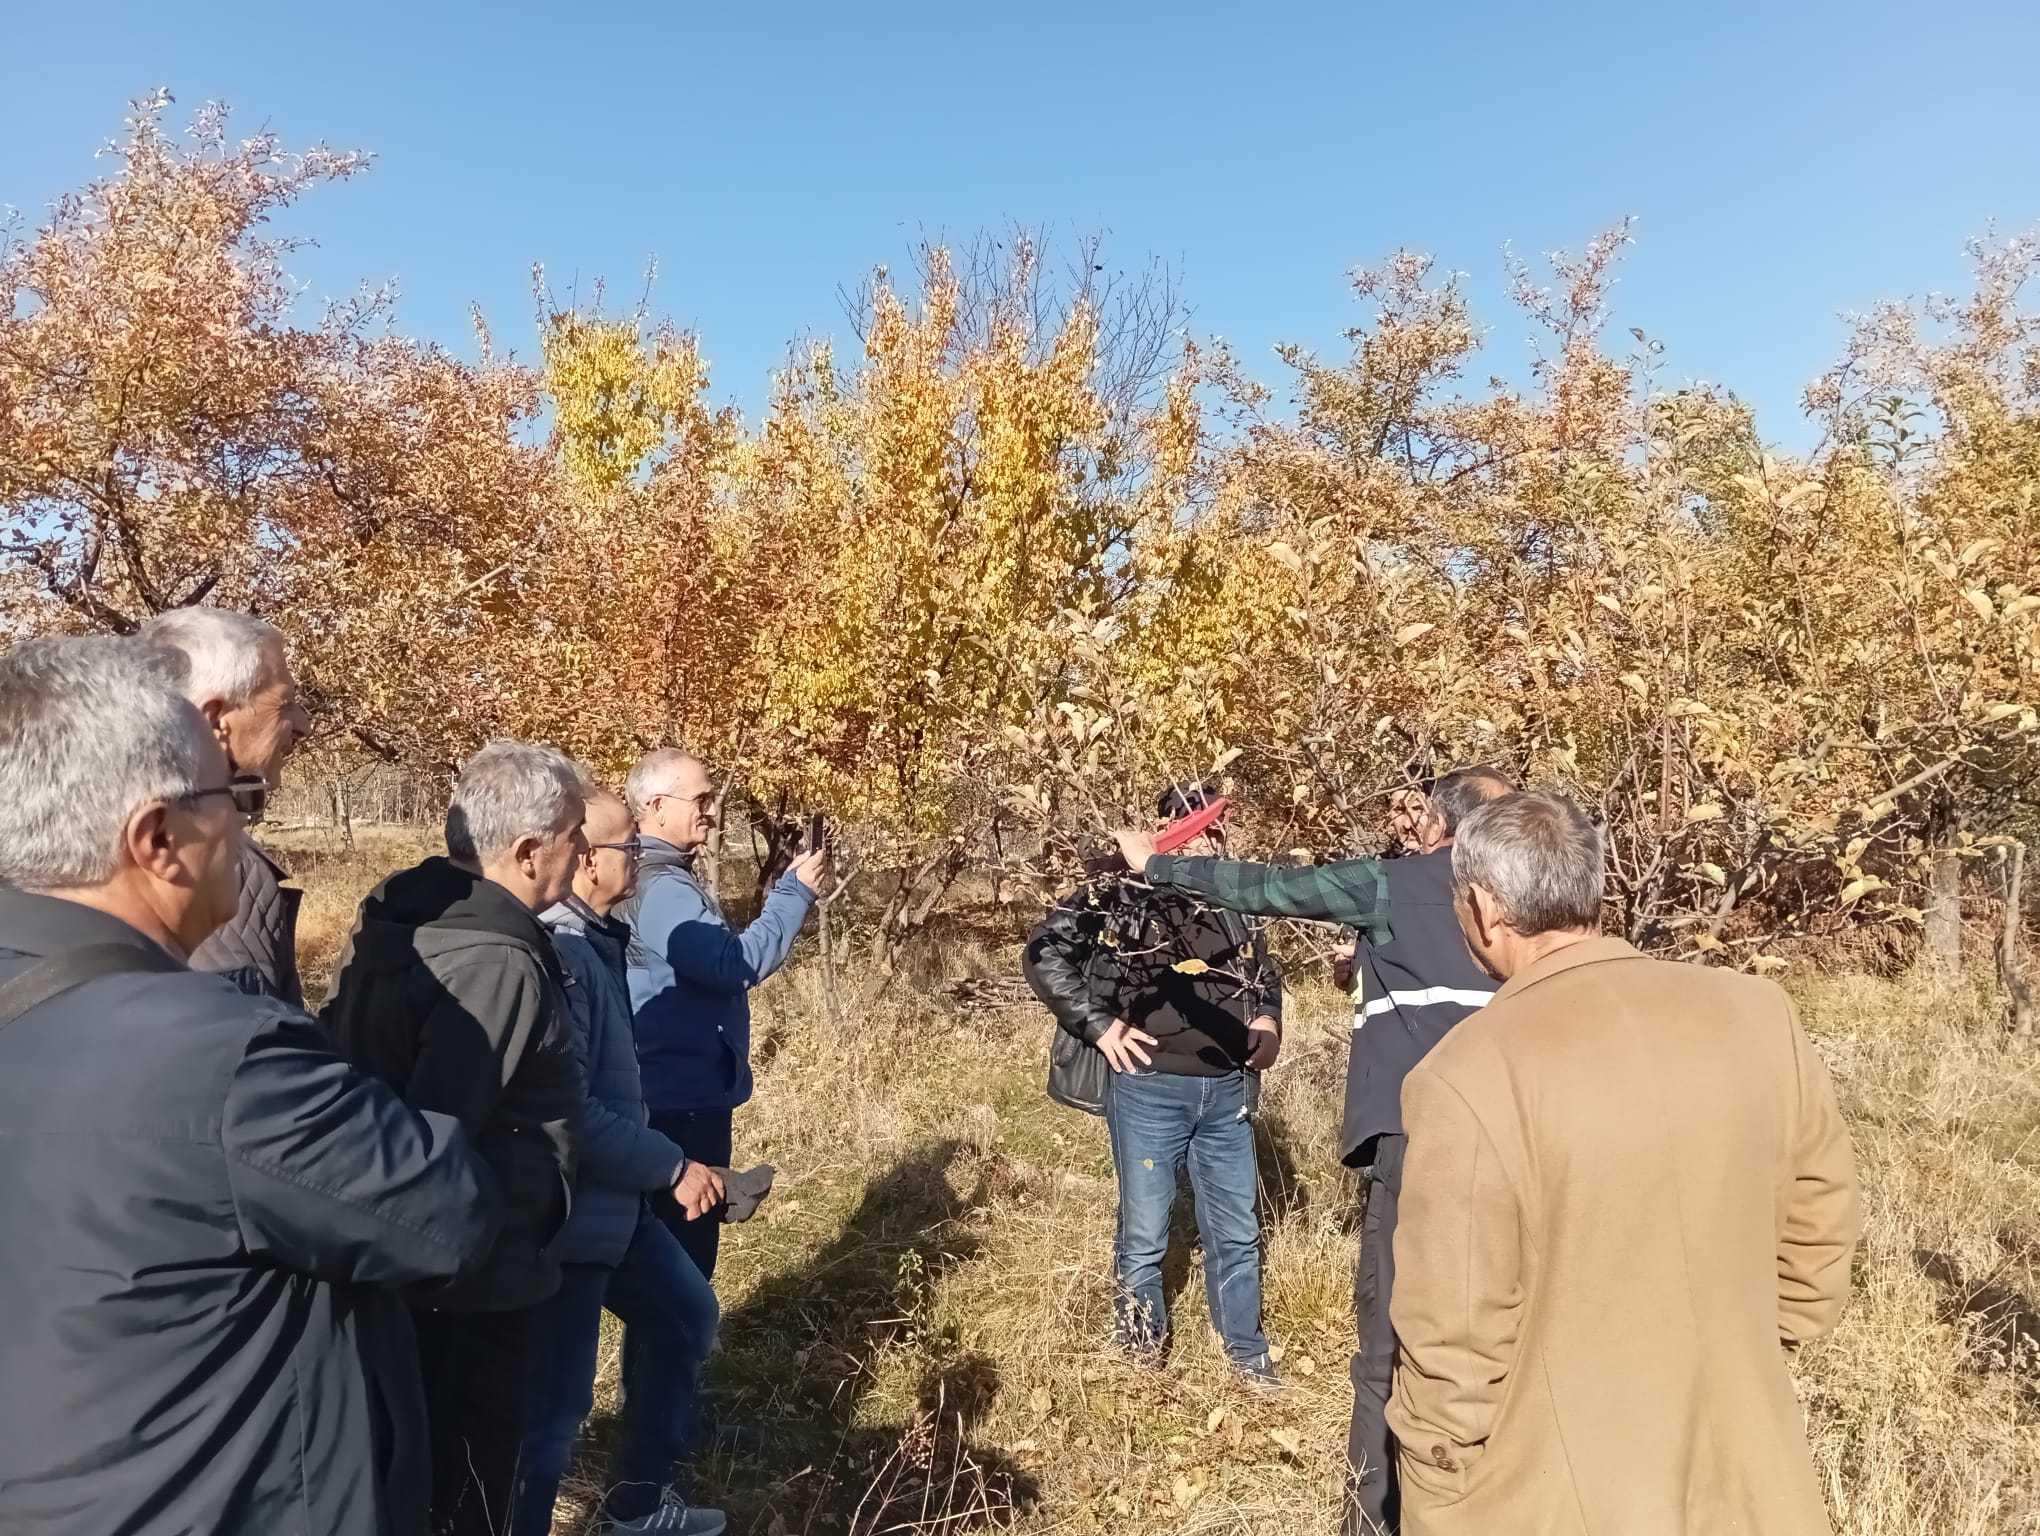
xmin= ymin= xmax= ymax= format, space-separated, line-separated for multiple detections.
xmin=1103 ymin=1068 xmax=1269 ymax=1371
xmin=512 ymin=1210 xmax=721 ymax=1535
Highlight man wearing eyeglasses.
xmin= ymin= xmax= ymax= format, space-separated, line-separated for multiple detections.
xmin=621 ymin=749 xmax=827 ymax=1282
xmin=516 ymin=785 xmax=726 ymax=1535
xmin=141 ymin=608 xmax=312 ymax=1005
xmin=0 ymin=637 xmax=496 ymax=1536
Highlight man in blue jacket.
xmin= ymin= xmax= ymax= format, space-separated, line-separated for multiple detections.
xmin=621 ymin=748 xmax=826 ymax=1279
xmin=516 ymin=784 xmax=725 ymax=1536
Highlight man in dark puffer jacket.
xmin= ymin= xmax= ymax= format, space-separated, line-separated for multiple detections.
xmin=140 ymin=606 xmax=312 ymax=1004
xmin=1025 ymin=783 xmax=1284 ymax=1386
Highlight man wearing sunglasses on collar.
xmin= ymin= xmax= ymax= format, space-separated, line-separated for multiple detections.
xmin=141 ymin=608 xmax=312 ymax=1005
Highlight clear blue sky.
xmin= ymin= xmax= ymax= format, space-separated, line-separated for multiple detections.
xmin=4 ymin=0 xmax=2036 ymax=446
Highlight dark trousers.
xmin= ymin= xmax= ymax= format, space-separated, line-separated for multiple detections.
xmin=1346 ymin=1134 xmax=1404 ymax=1536
xmin=646 ymin=1106 xmax=734 ymax=1280
xmin=413 ymin=1304 xmax=541 ymax=1536
xmin=512 ymin=1212 xmax=721 ymax=1534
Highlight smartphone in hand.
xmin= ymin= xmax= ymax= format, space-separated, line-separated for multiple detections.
xmin=805 ymin=813 xmax=826 ymax=854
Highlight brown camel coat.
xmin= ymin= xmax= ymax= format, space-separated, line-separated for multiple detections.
xmin=1388 ymin=937 xmax=1859 ymax=1536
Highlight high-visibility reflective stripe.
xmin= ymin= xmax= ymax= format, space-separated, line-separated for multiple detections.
xmin=1351 ymin=986 xmax=1495 ymax=1027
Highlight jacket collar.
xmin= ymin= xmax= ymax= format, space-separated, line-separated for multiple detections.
xmin=639 ymin=835 xmax=697 ymax=873
xmin=1490 ymin=934 xmax=1642 ymax=1005
xmin=0 ymin=885 xmax=185 ymax=964
xmin=540 ymin=897 xmax=589 ymax=937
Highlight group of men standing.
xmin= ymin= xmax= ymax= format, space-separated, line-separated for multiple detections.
xmin=1030 ymin=768 xmax=1862 ymax=1535
xmin=0 ymin=618 xmax=823 ymax=1536
xmin=0 ymin=606 xmax=1868 ymax=1536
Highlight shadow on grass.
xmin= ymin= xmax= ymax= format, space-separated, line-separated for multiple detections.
xmin=1914 ymin=1239 xmax=2040 ymax=1405
xmin=583 ymin=1140 xmax=1038 ymax=1535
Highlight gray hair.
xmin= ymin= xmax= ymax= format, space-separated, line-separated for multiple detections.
xmin=138 ymin=607 xmax=285 ymax=709
xmin=625 ymin=746 xmax=695 ymax=820
xmin=1451 ymin=791 xmax=1606 ymax=935
xmin=0 ymin=637 xmax=213 ymax=888
xmin=1428 ymin=765 xmax=1516 ymax=835
xmin=446 ymin=740 xmax=585 ymax=865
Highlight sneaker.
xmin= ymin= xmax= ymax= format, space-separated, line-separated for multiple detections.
xmin=1235 ymin=1360 xmax=1290 ymax=1395
xmin=604 ymin=1496 xmax=728 ymax=1535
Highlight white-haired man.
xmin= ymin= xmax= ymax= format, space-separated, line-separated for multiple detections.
xmin=0 ymin=637 xmax=496 ymax=1536
xmin=324 ymin=741 xmax=588 ymax=1536
xmin=140 ymin=606 xmax=312 ymax=1003
xmin=1388 ymin=792 xmax=1860 ymax=1535
xmin=621 ymin=748 xmax=825 ymax=1282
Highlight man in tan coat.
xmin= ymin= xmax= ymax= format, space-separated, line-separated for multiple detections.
xmin=1388 ymin=792 xmax=1860 ymax=1536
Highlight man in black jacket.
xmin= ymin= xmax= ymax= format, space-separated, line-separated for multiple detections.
xmin=1026 ymin=784 xmax=1285 ymax=1385
xmin=140 ymin=606 xmax=312 ymax=1004
xmin=0 ymin=637 xmax=498 ymax=1536
xmin=1116 ymin=766 xmax=1513 ymax=1535
xmin=324 ymin=739 xmax=587 ymax=1536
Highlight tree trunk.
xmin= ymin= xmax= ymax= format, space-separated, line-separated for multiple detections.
xmin=1924 ymin=796 xmax=1963 ymax=966
xmin=2000 ymin=843 xmax=2033 ymax=1042
xmin=818 ymin=894 xmax=843 ymax=1027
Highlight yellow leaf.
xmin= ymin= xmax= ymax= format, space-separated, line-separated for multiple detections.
xmin=1206 ymin=1406 xmax=1229 ymax=1433
xmin=1619 ymin=673 xmax=1650 ymax=700
xmin=1594 ymin=592 xmax=1623 ymax=615
xmin=1212 ymin=746 xmax=1243 ymax=772
xmin=1963 ymin=589 xmax=1995 ymax=622
xmin=1268 ymin=1428 xmax=1302 ymax=1458
xmin=1838 ymin=876 xmax=1887 ymax=905
xmin=1267 ymin=541 xmax=1304 ymax=573
xmin=1394 ymin=622 xmax=1436 ymax=647
xmin=1172 ymin=958 xmax=1211 ymax=975
xmin=1683 ymin=802 xmax=1724 ymax=823
xmin=1982 ymin=702 xmax=2024 ymax=722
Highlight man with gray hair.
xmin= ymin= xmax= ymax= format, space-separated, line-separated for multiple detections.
xmin=1388 ymin=792 xmax=1860 ymax=1535
xmin=324 ymin=739 xmax=589 ymax=1536
xmin=0 ymin=637 xmax=497 ymax=1536
xmin=622 ymin=747 xmax=825 ymax=1282
xmin=140 ymin=606 xmax=312 ymax=1003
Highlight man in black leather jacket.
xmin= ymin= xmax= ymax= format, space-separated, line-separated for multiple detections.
xmin=1024 ymin=784 xmax=1284 ymax=1385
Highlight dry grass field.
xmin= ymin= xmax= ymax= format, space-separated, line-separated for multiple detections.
xmin=282 ymin=828 xmax=2040 ymax=1535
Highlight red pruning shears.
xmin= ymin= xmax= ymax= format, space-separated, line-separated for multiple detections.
xmin=1151 ymin=794 xmax=1230 ymax=854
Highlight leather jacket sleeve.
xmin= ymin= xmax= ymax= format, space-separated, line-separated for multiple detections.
xmin=1249 ymin=920 xmax=1284 ymax=1030
xmin=1022 ymin=897 xmax=1118 ymax=1044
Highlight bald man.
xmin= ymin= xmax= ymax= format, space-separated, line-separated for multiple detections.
xmin=619 ymin=750 xmax=825 ymax=1281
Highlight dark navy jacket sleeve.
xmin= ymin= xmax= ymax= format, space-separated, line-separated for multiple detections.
xmin=222 ymin=1008 xmax=500 ymax=1287
xmin=555 ymin=941 xmax=688 ymax=1192
xmin=644 ymin=869 xmax=814 ymax=997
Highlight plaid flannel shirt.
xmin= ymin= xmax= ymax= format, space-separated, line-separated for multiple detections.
xmin=1144 ymin=853 xmax=1394 ymax=939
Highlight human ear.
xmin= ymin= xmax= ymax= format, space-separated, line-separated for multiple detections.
xmin=1467 ymin=883 xmax=1505 ymax=946
xmin=123 ymin=802 xmax=188 ymax=885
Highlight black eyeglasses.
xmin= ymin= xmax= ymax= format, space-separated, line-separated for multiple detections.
xmin=178 ymin=775 xmax=269 ymax=820
xmin=590 ymin=838 xmax=644 ymax=861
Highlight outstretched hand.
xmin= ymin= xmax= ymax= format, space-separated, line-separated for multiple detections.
xmin=1113 ymin=828 xmax=1158 ymax=873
